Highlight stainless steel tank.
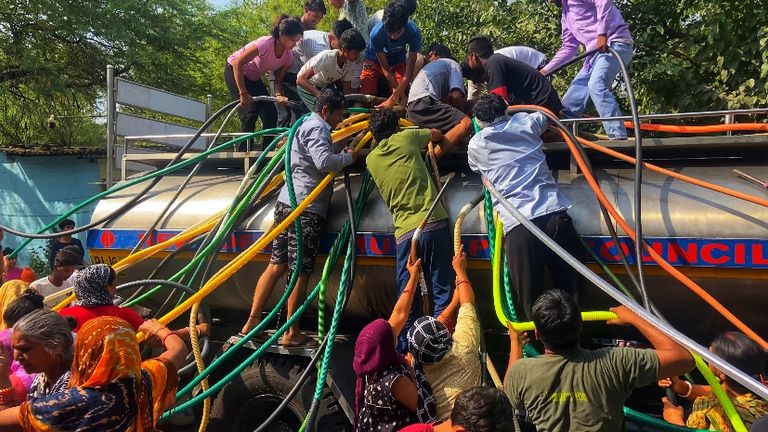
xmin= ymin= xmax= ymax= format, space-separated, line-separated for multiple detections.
xmin=88 ymin=163 xmax=768 ymax=344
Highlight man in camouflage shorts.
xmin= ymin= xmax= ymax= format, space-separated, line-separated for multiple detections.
xmin=241 ymin=88 xmax=357 ymax=346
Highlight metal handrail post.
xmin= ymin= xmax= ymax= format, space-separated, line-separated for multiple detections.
xmin=106 ymin=65 xmax=115 ymax=188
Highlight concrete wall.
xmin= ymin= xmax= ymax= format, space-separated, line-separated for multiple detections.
xmin=0 ymin=152 xmax=102 ymax=268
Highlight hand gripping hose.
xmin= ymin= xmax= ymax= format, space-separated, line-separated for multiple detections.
xmin=452 ymin=193 xmax=504 ymax=388
xmin=507 ymin=105 xmax=768 ymax=349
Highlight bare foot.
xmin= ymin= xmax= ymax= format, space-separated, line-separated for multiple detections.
xmin=280 ymin=332 xmax=318 ymax=347
xmin=240 ymin=318 xmax=260 ymax=335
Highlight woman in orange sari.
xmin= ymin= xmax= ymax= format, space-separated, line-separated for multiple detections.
xmin=0 ymin=316 xmax=187 ymax=431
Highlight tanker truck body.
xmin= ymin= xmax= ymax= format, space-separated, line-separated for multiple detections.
xmin=87 ymin=133 xmax=768 ymax=430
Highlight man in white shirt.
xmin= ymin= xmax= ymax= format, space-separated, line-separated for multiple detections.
xmin=30 ymin=245 xmax=80 ymax=305
xmin=296 ymin=28 xmax=367 ymax=109
xmin=468 ymin=94 xmax=583 ymax=320
xmin=275 ymin=19 xmax=355 ymax=125
xmin=406 ymin=44 xmax=472 ymax=154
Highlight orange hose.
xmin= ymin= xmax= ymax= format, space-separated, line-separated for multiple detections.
xmin=576 ymin=137 xmax=768 ymax=208
xmin=513 ymin=105 xmax=768 ymax=349
xmin=625 ymin=122 xmax=768 ymax=133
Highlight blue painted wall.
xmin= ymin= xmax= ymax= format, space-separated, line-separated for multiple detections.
xmin=0 ymin=153 xmax=101 ymax=267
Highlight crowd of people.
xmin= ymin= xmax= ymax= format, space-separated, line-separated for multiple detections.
xmin=0 ymin=0 xmax=765 ymax=430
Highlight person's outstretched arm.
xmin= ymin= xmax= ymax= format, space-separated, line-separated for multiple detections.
xmin=388 ymin=258 xmax=421 ymax=342
xmin=608 ymin=306 xmax=694 ymax=378
xmin=140 ymin=319 xmax=189 ymax=371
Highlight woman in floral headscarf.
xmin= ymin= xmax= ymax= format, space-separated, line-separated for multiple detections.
xmin=59 ymin=264 xmax=144 ymax=332
xmin=353 ymin=258 xmax=438 ymax=432
xmin=0 ymin=316 xmax=187 ymax=431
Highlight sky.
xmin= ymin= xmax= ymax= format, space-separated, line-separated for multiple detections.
xmin=209 ymin=0 xmax=234 ymax=9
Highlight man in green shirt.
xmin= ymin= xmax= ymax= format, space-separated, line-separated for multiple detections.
xmin=504 ymin=290 xmax=695 ymax=431
xmin=366 ymin=107 xmax=459 ymax=351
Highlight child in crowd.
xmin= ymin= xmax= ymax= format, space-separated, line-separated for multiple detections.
xmin=405 ymin=246 xmax=481 ymax=420
xmin=366 ymin=108 xmax=456 ymax=352
xmin=241 ymin=88 xmax=356 ymax=346
xmin=362 ymin=2 xmax=422 ymax=107
xmin=399 ymin=386 xmax=515 ymax=432
xmin=225 ymin=15 xmax=303 ymax=148
xmin=354 ymin=257 xmax=438 ymax=431
xmin=47 ymin=219 xmax=84 ymax=269
xmin=297 ymin=28 xmax=367 ymax=109
xmin=464 ymin=36 xmax=562 ymax=115
xmin=661 ymin=331 xmax=768 ymax=431
xmin=406 ymin=43 xmax=472 ymax=154
xmin=30 ymin=245 xmax=80 ymax=302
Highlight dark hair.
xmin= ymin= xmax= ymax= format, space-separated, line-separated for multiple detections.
xmin=3 ymin=290 xmax=45 ymax=328
xmin=473 ymin=94 xmax=508 ymax=123
xmin=710 ymin=332 xmax=766 ymax=394
xmin=451 ymin=386 xmax=515 ymax=432
xmin=467 ymin=36 xmax=494 ymax=59
xmin=395 ymin=0 xmax=418 ymax=16
xmin=532 ymin=289 xmax=582 ymax=351
xmin=426 ymin=43 xmax=451 ymax=59
xmin=304 ymin=0 xmax=327 ymax=14
xmin=2 ymin=247 xmax=12 ymax=257
xmin=314 ymin=87 xmax=347 ymax=114
xmin=107 ymin=266 xmax=117 ymax=286
xmin=271 ymin=14 xmax=304 ymax=39
xmin=58 ymin=218 xmax=75 ymax=230
xmin=368 ymin=108 xmax=400 ymax=142
xmin=383 ymin=3 xmax=408 ymax=33
xmin=339 ymin=28 xmax=366 ymax=51
xmin=332 ymin=18 xmax=354 ymax=39
xmin=54 ymin=245 xmax=82 ymax=268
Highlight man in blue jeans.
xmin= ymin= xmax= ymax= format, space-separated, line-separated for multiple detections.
xmin=540 ymin=0 xmax=634 ymax=140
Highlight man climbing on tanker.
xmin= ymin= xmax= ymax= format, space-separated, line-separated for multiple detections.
xmin=366 ymin=107 xmax=460 ymax=352
xmin=406 ymin=43 xmax=473 ymax=152
xmin=240 ymin=88 xmax=357 ymax=346
xmin=468 ymin=94 xmax=583 ymax=321
xmin=463 ymin=36 xmax=563 ymax=116
xmin=541 ymin=0 xmax=634 ymax=140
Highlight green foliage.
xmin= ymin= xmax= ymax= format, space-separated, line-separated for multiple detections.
xmin=1 ymin=0 xmax=766 ymax=147
xmin=28 ymin=244 xmax=50 ymax=279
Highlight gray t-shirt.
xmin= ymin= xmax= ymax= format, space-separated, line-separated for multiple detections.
xmin=276 ymin=112 xmax=353 ymax=217
xmin=505 ymin=347 xmax=659 ymax=432
xmin=407 ymin=58 xmax=465 ymax=104
xmin=289 ymin=30 xmax=330 ymax=74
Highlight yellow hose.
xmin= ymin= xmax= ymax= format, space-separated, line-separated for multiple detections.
xmin=337 ymin=113 xmax=369 ymax=129
xmin=453 ymin=202 xmax=503 ymax=388
xmin=492 ymin=215 xmax=507 ymax=326
xmin=692 ymin=352 xmax=748 ymax=432
xmin=50 ymin=211 xmax=226 ymax=311
xmin=190 ymin=302 xmax=210 ymax=432
xmin=508 ymin=311 xmax=618 ymax=332
xmin=137 ymin=131 xmax=374 ymax=341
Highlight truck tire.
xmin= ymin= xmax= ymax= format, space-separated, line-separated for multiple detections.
xmin=209 ymin=353 xmax=351 ymax=432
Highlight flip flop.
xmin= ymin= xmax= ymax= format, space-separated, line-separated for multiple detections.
xmin=280 ymin=335 xmax=319 ymax=348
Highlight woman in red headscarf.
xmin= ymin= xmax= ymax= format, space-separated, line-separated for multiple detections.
xmin=353 ymin=258 xmax=439 ymax=432
xmin=0 ymin=316 xmax=187 ymax=431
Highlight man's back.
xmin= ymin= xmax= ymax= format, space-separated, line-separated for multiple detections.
xmin=366 ymin=128 xmax=448 ymax=239
xmin=408 ymin=58 xmax=464 ymax=104
xmin=485 ymin=54 xmax=562 ymax=114
xmin=505 ymin=347 xmax=658 ymax=432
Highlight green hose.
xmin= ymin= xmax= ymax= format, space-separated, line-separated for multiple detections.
xmin=162 ymin=172 xmax=370 ymax=417
xmin=123 ymin=134 xmax=290 ymax=307
xmin=9 ymin=128 xmax=286 ymax=258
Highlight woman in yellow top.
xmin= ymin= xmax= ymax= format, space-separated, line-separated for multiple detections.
xmin=661 ymin=331 xmax=768 ymax=431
